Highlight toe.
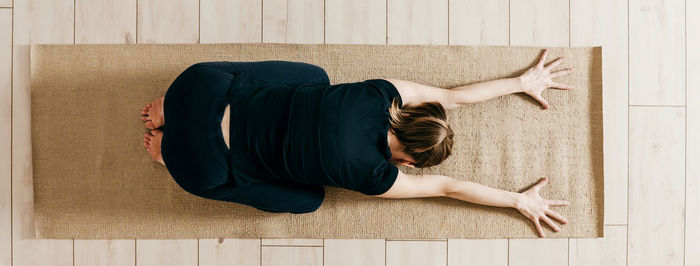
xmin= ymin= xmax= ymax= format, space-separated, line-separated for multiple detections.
xmin=147 ymin=103 xmax=152 ymax=108
xmin=145 ymin=121 xmax=155 ymax=129
xmin=141 ymin=116 xmax=150 ymax=122
xmin=143 ymin=142 xmax=148 ymax=148
xmin=151 ymin=129 xmax=161 ymax=136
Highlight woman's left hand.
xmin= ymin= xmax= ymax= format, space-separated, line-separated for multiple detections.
xmin=514 ymin=177 xmax=570 ymax=238
xmin=518 ymin=49 xmax=574 ymax=109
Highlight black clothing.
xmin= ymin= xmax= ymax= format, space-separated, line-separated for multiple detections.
xmin=161 ymin=61 xmax=401 ymax=213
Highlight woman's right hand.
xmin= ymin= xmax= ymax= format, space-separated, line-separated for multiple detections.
xmin=514 ymin=177 xmax=570 ymax=237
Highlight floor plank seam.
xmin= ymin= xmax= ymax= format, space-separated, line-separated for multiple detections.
xmin=626 ymin=1 xmax=630 ymax=266
xmin=567 ymin=238 xmax=570 ymax=266
xmin=260 ymin=245 xmax=325 ymax=247
xmin=73 ymin=0 xmax=75 ymax=44
xmin=197 ymin=0 xmax=200 ymax=44
xmin=135 ymin=0 xmax=138 ymax=44
xmin=259 ymin=238 xmax=262 ymax=266
xmin=9 ymin=3 xmax=13 ymax=266
xmin=385 ymin=239 xmax=447 ymax=242
xmin=322 ymin=238 xmax=325 ymax=266
xmin=683 ymin=0 xmax=688 ymax=264
xmin=629 ymin=104 xmax=686 ymax=107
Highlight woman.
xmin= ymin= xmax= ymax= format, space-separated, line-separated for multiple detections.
xmin=141 ymin=49 xmax=572 ymax=238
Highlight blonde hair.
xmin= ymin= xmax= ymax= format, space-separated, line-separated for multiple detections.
xmin=388 ymin=97 xmax=454 ymax=168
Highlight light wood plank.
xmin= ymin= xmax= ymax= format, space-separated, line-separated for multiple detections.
xmin=262 ymin=0 xmax=323 ymax=44
xmin=14 ymin=240 xmax=74 ymax=266
xmin=75 ymin=0 xmax=136 ymax=44
xmin=200 ymin=0 xmax=262 ymax=43
xmin=570 ymin=0 xmax=628 ymax=225
xmin=262 ymin=246 xmax=323 ymax=266
xmin=628 ymin=106 xmax=685 ymax=266
xmin=74 ymin=240 xmax=135 ymax=266
xmin=386 ymin=0 xmax=448 ymax=45
xmin=508 ymin=239 xmax=567 ymax=266
xmin=509 ymin=0 xmax=568 ymax=46
xmin=569 ymin=226 xmax=627 ymax=266
xmin=448 ymin=0 xmax=508 ymax=45
xmin=629 ymin=0 xmax=685 ymax=105
xmin=136 ymin=239 xmax=198 ymax=266
xmin=386 ymin=241 xmax=447 ymax=266
xmin=447 ymin=239 xmax=507 ymax=266
xmin=26 ymin=0 xmax=74 ymax=44
xmin=137 ymin=0 xmax=199 ymax=44
xmin=12 ymin=0 xmax=75 ymax=265
xmin=199 ymin=238 xmax=260 ymax=266
xmin=325 ymin=0 xmax=386 ymax=45
xmin=687 ymin=1 xmax=700 ymax=264
xmin=324 ymin=239 xmax=384 ymax=266
xmin=261 ymin=239 xmax=323 ymax=246
xmin=0 ymin=9 xmax=11 ymax=266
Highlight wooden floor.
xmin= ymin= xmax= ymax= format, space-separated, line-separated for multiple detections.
xmin=0 ymin=0 xmax=697 ymax=265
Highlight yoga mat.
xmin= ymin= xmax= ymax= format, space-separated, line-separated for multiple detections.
xmin=31 ymin=44 xmax=603 ymax=239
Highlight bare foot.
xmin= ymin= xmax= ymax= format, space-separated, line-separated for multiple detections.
xmin=141 ymin=96 xmax=165 ymax=129
xmin=144 ymin=129 xmax=165 ymax=166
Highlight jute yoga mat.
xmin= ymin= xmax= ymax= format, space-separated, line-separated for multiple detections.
xmin=31 ymin=44 xmax=603 ymax=239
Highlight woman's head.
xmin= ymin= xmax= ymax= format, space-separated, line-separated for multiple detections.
xmin=387 ymin=97 xmax=454 ymax=168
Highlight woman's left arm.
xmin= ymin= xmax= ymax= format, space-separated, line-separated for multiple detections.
xmin=387 ymin=48 xmax=573 ymax=110
xmin=377 ymin=171 xmax=570 ymax=238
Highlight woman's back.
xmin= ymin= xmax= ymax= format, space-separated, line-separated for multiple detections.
xmin=226 ymin=67 xmax=401 ymax=196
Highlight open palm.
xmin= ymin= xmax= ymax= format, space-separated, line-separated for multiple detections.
xmin=515 ymin=177 xmax=570 ymax=238
xmin=519 ymin=49 xmax=574 ymax=109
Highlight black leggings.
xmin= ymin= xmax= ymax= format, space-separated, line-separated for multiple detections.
xmin=161 ymin=61 xmax=330 ymax=214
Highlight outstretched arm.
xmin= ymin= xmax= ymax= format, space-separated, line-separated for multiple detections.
xmin=386 ymin=48 xmax=573 ymax=110
xmin=376 ymin=171 xmax=570 ymax=238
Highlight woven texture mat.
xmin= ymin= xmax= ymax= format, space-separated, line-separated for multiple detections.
xmin=31 ymin=44 xmax=603 ymax=239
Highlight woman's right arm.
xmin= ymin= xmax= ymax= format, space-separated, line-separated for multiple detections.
xmin=376 ymin=170 xmax=570 ymax=237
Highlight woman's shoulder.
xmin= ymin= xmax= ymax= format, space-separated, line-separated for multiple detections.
xmin=362 ymin=79 xmax=403 ymax=106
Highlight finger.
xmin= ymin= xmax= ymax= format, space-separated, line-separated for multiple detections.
xmin=532 ymin=218 xmax=545 ymax=238
xmin=546 ymin=199 xmax=571 ymax=206
xmin=542 ymin=216 xmax=561 ymax=232
xmin=534 ymin=177 xmax=549 ymax=192
xmin=532 ymin=94 xmax=550 ymax=110
xmin=546 ymin=209 xmax=569 ymax=224
xmin=548 ymin=82 xmax=573 ymax=90
xmin=545 ymin=57 xmax=565 ymax=70
xmin=550 ymin=67 xmax=573 ymax=78
xmin=537 ymin=49 xmax=549 ymax=67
